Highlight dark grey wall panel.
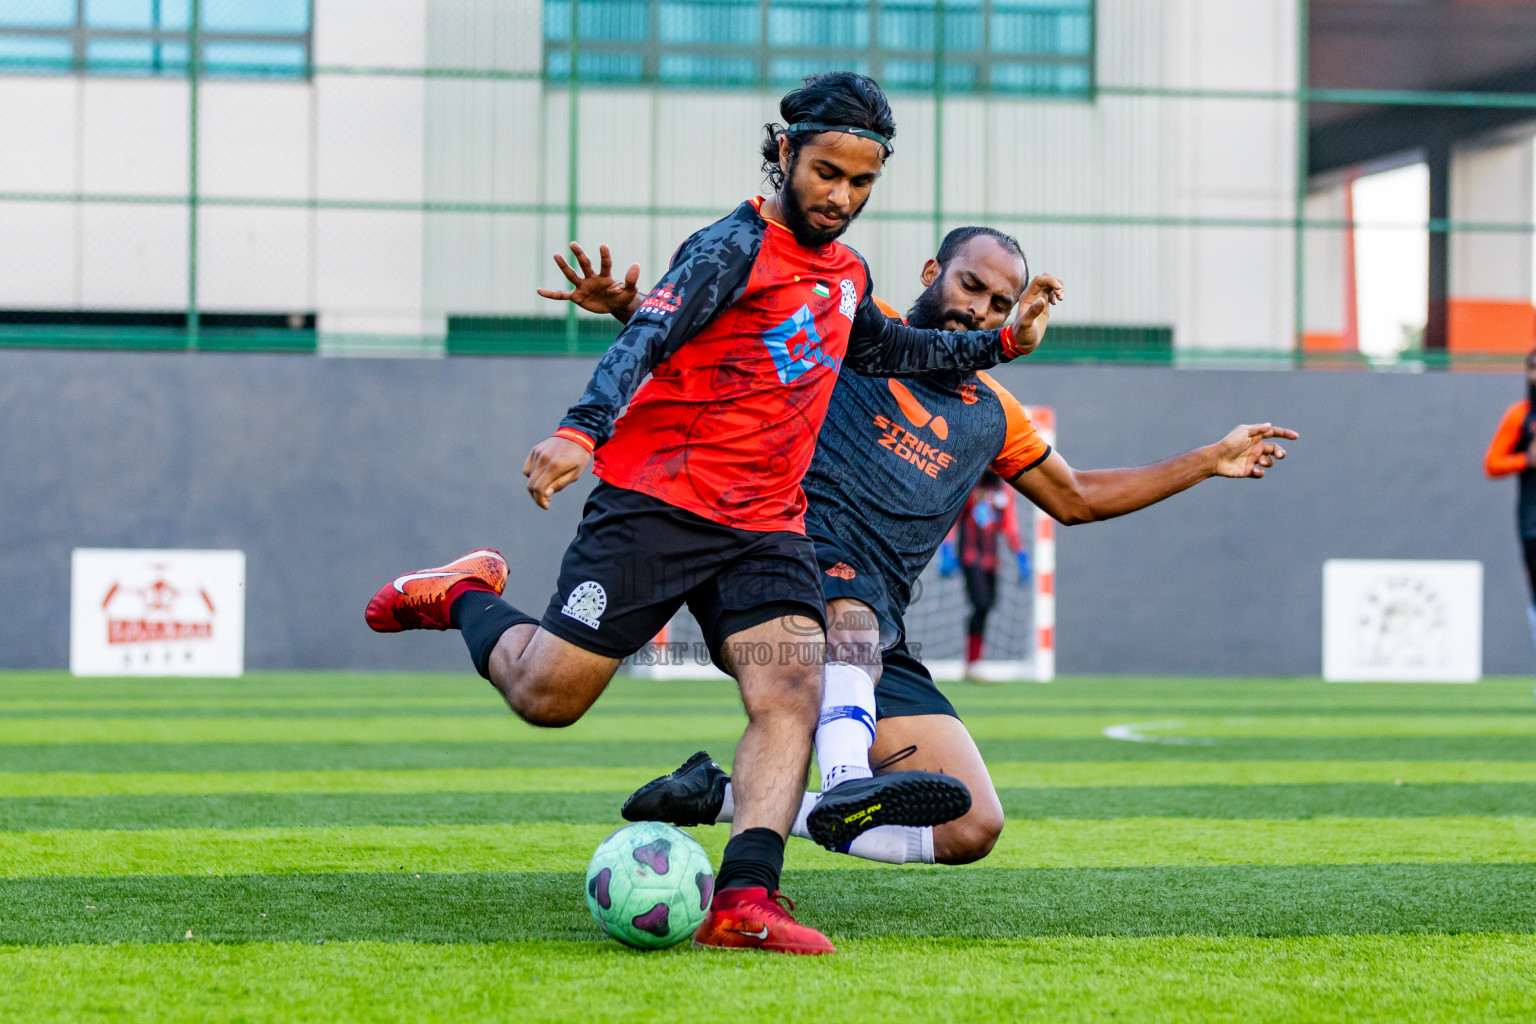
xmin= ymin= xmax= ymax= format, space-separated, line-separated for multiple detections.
xmin=1 ymin=350 xmax=1526 ymax=675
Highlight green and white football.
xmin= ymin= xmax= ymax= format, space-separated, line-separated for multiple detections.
xmin=584 ymin=822 xmax=715 ymax=949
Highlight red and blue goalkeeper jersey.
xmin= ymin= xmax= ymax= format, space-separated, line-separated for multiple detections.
xmin=555 ymin=198 xmax=1023 ymax=533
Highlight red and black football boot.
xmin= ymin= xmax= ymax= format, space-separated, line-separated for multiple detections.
xmin=693 ymin=886 xmax=834 ymax=955
xmin=364 ymin=549 xmax=508 ymax=632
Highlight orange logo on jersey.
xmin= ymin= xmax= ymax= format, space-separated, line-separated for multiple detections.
xmin=958 ymin=383 xmax=978 ymax=404
xmin=886 ymin=379 xmax=948 ymax=440
xmin=825 ymin=562 xmax=857 ymax=580
xmin=872 ymin=415 xmax=956 ymax=478
xmin=874 ymin=379 xmax=955 ymax=478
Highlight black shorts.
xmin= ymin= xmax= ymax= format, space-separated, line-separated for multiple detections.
xmin=810 ymin=529 xmax=902 ymax=651
xmin=540 ymin=482 xmax=827 ymax=667
xmin=875 ymin=642 xmax=959 ymax=721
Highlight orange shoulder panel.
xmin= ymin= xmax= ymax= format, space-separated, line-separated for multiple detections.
xmin=873 ymin=296 xmax=903 ymax=321
xmin=977 ymin=371 xmax=1050 ymax=478
xmin=1485 ymin=400 xmax=1530 ymax=478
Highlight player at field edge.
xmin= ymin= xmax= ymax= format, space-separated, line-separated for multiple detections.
xmin=1482 ymin=346 xmax=1536 ymax=661
xmin=542 ymin=227 xmax=1298 ymax=867
xmin=364 ymin=73 xmax=1055 ymax=954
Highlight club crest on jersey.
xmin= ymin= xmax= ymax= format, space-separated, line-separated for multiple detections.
xmin=560 ymin=581 xmax=607 ymax=629
xmin=839 ymin=279 xmax=858 ymax=321
xmin=761 ymin=304 xmax=843 ymax=384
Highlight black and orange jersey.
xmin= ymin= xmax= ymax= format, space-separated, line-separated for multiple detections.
xmin=1486 ymin=398 xmax=1536 ymax=537
xmin=803 ymin=356 xmax=1050 ymax=615
xmin=554 ymin=198 xmax=1023 ymax=534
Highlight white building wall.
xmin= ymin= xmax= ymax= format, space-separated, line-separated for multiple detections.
xmin=0 ymin=0 xmax=1300 ymax=352
xmin=1302 ymin=182 xmax=1347 ymax=341
xmin=1449 ymin=135 xmax=1533 ymax=301
xmin=423 ymin=0 xmax=1298 ymax=350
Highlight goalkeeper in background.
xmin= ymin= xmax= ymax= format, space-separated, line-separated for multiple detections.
xmin=940 ymin=470 xmax=1030 ymax=683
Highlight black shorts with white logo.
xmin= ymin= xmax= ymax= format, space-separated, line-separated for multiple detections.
xmin=539 ymin=481 xmax=828 ymax=668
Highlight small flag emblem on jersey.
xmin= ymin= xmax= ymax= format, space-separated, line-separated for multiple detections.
xmin=812 ymin=282 xmax=831 ymax=299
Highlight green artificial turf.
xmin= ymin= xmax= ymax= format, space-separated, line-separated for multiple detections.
xmin=2 ymin=671 xmax=1534 ymax=1022
xmin=3 ymin=935 xmax=1536 ymax=1024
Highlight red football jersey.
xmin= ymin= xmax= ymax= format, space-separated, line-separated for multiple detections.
xmin=556 ymin=199 xmax=1021 ymax=533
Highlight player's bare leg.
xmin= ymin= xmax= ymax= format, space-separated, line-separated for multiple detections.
xmin=482 ymin=624 xmax=622 ymax=727
xmin=627 ymin=597 xmax=972 ymax=854
xmin=868 ymin=713 xmax=1004 ymax=864
xmin=365 ymin=550 xmax=620 ymax=729
xmin=716 ymin=613 xmax=824 ymax=838
xmin=804 ymin=597 xmax=970 ymax=847
xmin=692 ymin=613 xmax=836 ymax=954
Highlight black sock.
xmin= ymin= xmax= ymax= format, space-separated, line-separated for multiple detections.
xmin=450 ymin=591 xmax=538 ymax=680
xmin=714 ymin=827 xmax=786 ymax=894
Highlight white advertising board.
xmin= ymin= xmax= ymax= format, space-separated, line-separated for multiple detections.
xmin=1322 ymin=559 xmax=1482 ymax=683
xmin=70 ymin=549 xmax=246 ymax=677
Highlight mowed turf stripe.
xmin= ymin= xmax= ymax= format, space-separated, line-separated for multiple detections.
xmin=0 ymin=741 xmax=743 ymax=773
xmin=6 ymin=864 xmax=1536 ymax=944
xmin=9 ymin=736 xmax=1536 ymax=774
xmin=7 ymin=783 xmax=1536 ymax=830
xmin=9 ymin=713 xmax=1535 ymax=745
xmin=973 ymin=714 xmax=1536 ymax=739
xmin=6 ymin=671 xmax=1533 ymax=706
xmin=0 ymin=767 xmax=679 ymax=797
xmin=997 ymin=783 xmax=1536 ymax=820
xmin=0 ymin=714 xmax=750 ymax=745
xmin=6 ymin=760 xmax=1536 ymax=799
xmin=973 ymin=736 xmax=1536 ymax=763
xmin=2 ymin=935 xmax=1534 ymax=1024
xmin=0 ymin=792 xmax=631 ymax=830
xmin=0 ymin=702 xmax=746 ymax=721
xmin=7 ymin=817 xmax=1536 ymax=877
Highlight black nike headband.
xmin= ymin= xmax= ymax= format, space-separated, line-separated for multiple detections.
xmin=786 ymin=121 xmax=893 ymax=157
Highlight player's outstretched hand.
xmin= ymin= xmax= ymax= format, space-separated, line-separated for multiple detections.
xmin=1010 ymin=273 xmax=1064 ymax=356
xmin=523 ymin=435 xmax=593 ymax=509
xmin=1212 ymin=423 xmax=1299 ymax=479
xmin=535 ymin=242 xmax=640 ymax=319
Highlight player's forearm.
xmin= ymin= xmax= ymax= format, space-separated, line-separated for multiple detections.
xmin=558 ymin=324 xmax=670 ymax=446
xmin=1067 ymin=447 xmax=1217 ymax=523
xmin=846 ymin=315 xmax=1021 ymax=376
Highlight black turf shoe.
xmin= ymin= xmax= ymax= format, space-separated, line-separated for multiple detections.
xmin=621 ymin=750 xmax=730 ymax=827
xmin=805 ymin=771 xmax=972 ymax=849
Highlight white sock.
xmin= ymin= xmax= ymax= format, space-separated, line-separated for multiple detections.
xmin=789 ymin=790 xmax=817 ymax=840
xmin=845 ymin=825 xmax=935 ymax=864
xmin=718 ymin=792 xmax=829 ymax=835
xmin=815 ymin=662 xmax=877 ymax=791
xmin=1527 ymin=604 xmax=1536 ymax=655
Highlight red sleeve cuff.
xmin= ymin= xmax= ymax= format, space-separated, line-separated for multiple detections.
xmin=553 ymin=427 xmax=596 ymax=452
xmin=1000 ymin=323 xmax=1020 ymax=360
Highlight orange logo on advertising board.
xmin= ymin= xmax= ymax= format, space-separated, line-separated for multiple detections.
xmin=101 ymin=568 xmax=215 ymax=645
